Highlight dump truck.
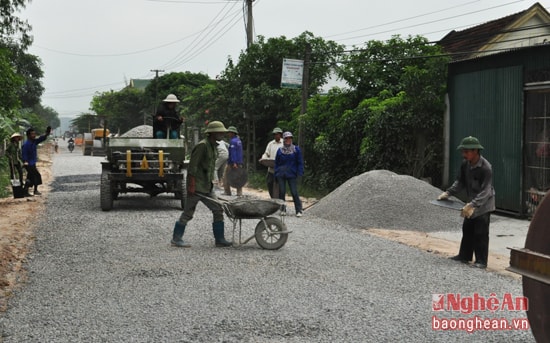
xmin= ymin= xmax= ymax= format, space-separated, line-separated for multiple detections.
xmin=100 ymin=135 xmax=186 ymax=211
xmin=83 ymin=128 xmax=110 ymax=156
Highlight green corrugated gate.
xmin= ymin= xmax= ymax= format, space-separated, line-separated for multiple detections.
xmin=448 ymin=66 xmax=524 ymax=213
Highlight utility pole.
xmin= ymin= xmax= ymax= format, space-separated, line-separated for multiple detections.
xmin=298 ymin=43 xmax=311 ymax=151
xmin=150 ymin=69 xmax=164 ymax=117
xmin=246 ymin=0 xmax=254 ymax=48
xmin=245 ymin=0 xmax=255 ymax=169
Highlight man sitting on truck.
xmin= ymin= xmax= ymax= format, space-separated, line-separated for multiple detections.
xmin=153 ymin=94 xmax=184 ymax=139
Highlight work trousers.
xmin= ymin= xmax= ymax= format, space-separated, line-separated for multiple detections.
xmin=277 ymin=176 xmax=302 ymax=214
xmin=179 ymin=189 xmax=224 ymax=224
xmin=24 ymin=165 xmax=42 ymax=188
xmin=266 ymin=172 xmax=279 ymax=198
xmin=458 ymin=212 xmax=491 ymax=264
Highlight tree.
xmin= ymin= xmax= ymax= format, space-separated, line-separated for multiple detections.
xmin=217 ymin=31 xmax=345 ymax=162
xmin=71 ymin=113 xmax=101 ymax=135
xmin=0 ymin=0 xmax=32 ymax=50
xmin=0 ymin=47 xmax=23 ymax=112
xmin=90 ymin=88 xmax=147 ymax=135
xmin=31 ymin=104 xmax=60 ymax=130
xmin=323 ymin=35 xmax=450 ymax=185
xmin=10 ymin=43 xmax=44 ymax=108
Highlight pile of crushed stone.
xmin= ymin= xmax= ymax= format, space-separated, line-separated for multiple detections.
xmin=307 ymin=170 xmax=463 ymax=232
xmin=120 ymin=125 xmax=153 ymax=138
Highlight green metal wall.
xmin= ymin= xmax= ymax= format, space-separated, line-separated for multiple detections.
xmin=448 ymin=66 xmax=524 ymax=212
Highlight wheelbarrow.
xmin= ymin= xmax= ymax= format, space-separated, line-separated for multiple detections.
xmin=199 ymin=194 xmax=291 ymax=250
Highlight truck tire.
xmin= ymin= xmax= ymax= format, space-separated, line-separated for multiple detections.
xmin=100 ymin=170 xmax=113 ymax=211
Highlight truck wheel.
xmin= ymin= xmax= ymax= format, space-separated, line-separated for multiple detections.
xmin=100 ymin=171 xmax=113 ymax=211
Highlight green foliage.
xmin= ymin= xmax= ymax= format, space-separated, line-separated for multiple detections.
xmin=71 ymin=113 xmax=101 ymax=134
xmin=0 ymin=0 xmax=32 ymax=50
xmin=217 ymin=31 xmax=345 ymax=159
xmin=0 ymin=157 xmax=10 ymax=198
xmin=90 ymin=88 xmax=148 ymax=135
xmin=308 ymin=35 xmax=450 ymax=187
xmin=0 ymin=47 xmax=23 ymax=111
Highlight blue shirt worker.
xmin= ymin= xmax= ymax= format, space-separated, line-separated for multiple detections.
xmin=223 ymin=126 xmax=244 ymax=196
xmin=22 ymin=126 xmax=51 ymax=196
xmin=437 ymin=136 xmax=495 ymax=269
xmin=275 ymin=131 xmax=304 ymax=217
xmin=171 ymin=121 xmax=232 ymax=248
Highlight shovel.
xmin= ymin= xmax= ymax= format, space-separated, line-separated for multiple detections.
xmin=430 ymin=199 xmax=465 ymax=211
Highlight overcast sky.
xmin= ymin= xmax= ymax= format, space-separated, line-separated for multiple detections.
xmin=19 ymin=0 xmax=542 ymax=118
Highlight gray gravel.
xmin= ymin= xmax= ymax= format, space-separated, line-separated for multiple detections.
xmin=308 ymin=169 xmax=463 ymax=232
xmin=120 ymin=125 xmax=153 ymax=137
xmin=0 ymin=147 xmax=534 ymax=342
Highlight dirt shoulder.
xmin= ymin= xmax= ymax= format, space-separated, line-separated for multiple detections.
xmin=0 ymin=145 xmax=53 ymax=311
xmin=365 ymin=228 xmax=518 ymax=279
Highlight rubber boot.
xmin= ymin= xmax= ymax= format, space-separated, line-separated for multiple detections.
xmin=171 ymin=221 xmax=191 ymax=248
xmin=212 ymin=221 xmax=232 ymax=247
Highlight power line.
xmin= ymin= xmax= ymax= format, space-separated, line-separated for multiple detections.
xmin=325 ymin=0 xmax=482 ymax=39
xmin=160 ymin=2 xmax=243 ymax=70
xmin=330 ymin=0 xmax=528 ymax=44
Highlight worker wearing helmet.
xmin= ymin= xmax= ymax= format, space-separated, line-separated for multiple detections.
xmin=171 ymin=120 xmax=232 ymax=248
xmin=223 ymin=126 xmax=244 ymax=196
xmin=437 ymin=136 xmax=495 ymax=269
xmin=153 ymin=94 xmax=184 ymax=139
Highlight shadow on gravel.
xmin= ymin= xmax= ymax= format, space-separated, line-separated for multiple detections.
xmin=110 ymin=196 xmax=183 ymax=212
xmin=51 ymin=174 xmax=100 ymax=192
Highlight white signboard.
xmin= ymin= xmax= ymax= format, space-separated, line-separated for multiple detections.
xmin=281 ymin=58 xmax=304 ymax=89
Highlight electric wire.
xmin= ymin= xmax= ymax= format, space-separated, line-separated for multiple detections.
xmin=35 ymin=1 xmax=541 ymax=104
xmin=159 ymin=0 xmax=240 ymax=70
xmin=331 ymin=0 xmax=528 ymax=44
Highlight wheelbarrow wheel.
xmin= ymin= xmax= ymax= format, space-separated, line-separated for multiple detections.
xmin=255 ymin=217 xmax=288 ymax=250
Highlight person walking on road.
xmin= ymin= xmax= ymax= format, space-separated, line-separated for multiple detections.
xmin=260 ymin=127 xmax=284 ymax=198
xmin=437 ymin=136 xmax=495 ymax=269
xmin=275 ymin=131 xmax=304 ymax=217
xmin=223 ymin=126 xmax=244 ymax=196
xmin=170 ymin=121 xmax=232 ymax=248
xmin=22 ymin=126 xmax=51 ymax=196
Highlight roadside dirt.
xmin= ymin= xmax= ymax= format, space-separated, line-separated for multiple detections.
xmin=0 ymin=145 xmax=53 ymax=311
xmin=0 ymin=150 xmax=518 ymax=312
xmin=366 ymin=228 xmax=518 ymax=279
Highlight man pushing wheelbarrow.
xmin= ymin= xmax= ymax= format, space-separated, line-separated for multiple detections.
xmin=170 ymin=121 xmax=232 ymax=248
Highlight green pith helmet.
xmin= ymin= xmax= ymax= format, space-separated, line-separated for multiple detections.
xmin=227 ymin=126 xmax=238 ymax=134
xmin=272 ymin=127 xmax=283 ymax=134
xmin=204 ymin=121 xmax=228 ymax=133
xmin=457 ymin=136 xmax=484 ymax=150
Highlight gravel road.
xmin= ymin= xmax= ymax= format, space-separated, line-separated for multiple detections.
xmin=0 ymin=146 xmax=535 ymax=342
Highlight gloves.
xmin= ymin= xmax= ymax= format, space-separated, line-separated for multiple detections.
xmin=437 ymin=192 xmax=449 ymax=200
xmin=46 ymin=126 xmax=52 ymax=135
xmin=461 ymin=203 xmax=475 ymax=218
xmin=187 ymin=176 xmax=196 ymax=196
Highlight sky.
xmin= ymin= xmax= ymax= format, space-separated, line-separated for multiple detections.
xmin=18 ymin=0 xmax=545 ymax=119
